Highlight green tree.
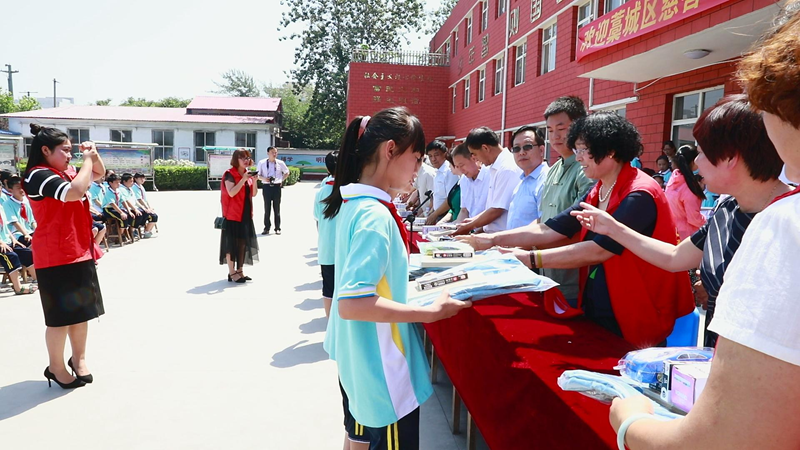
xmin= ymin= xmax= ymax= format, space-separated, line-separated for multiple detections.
xmin=280 ymin=0 xmax=425 ymax=149
xmin=94 ymin=98 xmax=112 ymax=106
xmin=119 ymin=97 xmax=191 ymax=107
xmin=213 ymin=69 xmax=260 ymax=97
xmin=263 ymin=82 xmax=312 ymax=148
xmin=0 ymin=89 xmax=41 ymax=114
xmin=426 ymin=0 xmax=458 ymax=35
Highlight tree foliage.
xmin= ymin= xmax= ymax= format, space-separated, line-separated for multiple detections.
xmin=119 ymin=97 xmax=191 ymax=107
xmin=213 ymin=69 xmax=261 ymax=97
xmin=280 ymin=0 xmax=426 ymax=149
xmin=0 ymin=89 xmax=41 ymax=114
xmin=426 ymin=0 xmax=459 ymax=35
xmin=94 ymin=98 xmax=112 ymax=106
xmin=263 ymin=82 xmax=312 ymax=148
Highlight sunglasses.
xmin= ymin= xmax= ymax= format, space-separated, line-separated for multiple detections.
xmin=511 ymin=144 xmax=537 ymax=153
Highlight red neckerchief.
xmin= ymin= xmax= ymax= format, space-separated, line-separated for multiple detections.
xmin=19 ymin=201 xmax=28 ymax=221
xmin=769 ymin=185 xmax=800 ymax=206
xmin=377 ymin=200 xmax=410 ymax=256
xmin=325 ymin=180 xmax=335 ymax=185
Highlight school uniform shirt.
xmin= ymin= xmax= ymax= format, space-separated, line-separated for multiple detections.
xmin=657 ymin=168 xmax=672 ymax=184
xmin=132 ymin=183 xmax=148 ymax=202
xmin=4 ymin=196 xmax=35 ymax=236
xmin=257 ymin=158 xmax=290 ymax=184
xmin=432 ymin=161 xmax=459 ymax=211
xmin=0 ymin=205 xmax=15 ymax=245
xmin=506 ymin=162 xmax=549 ymax=230
xmin=121 ymin=185 xmax=138 ymax=207
xmin=88 ymin=182 xmax=105 ymax=207
xmin=709 ymin=191 xmax=800 ymax=366
xmin=483 ymin=149 xmax=523 ymax=233
xmin=324 ymin=183 xmax=432 ymax=428
xmin=0 ymin=189 xmax=10 ymax=204
xmin=313 ymin=176 xmax=337 ymax=266
xmin=102 ymin=186 xmax=126 ymax=209
xmin=459 ymin=166 xmax=490 ymax=218
xmin=413 ymin=163 xmax=436 ymax=216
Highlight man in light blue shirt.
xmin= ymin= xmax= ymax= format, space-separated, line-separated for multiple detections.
xmin=507 ymin=126 xmax=550 ymax=229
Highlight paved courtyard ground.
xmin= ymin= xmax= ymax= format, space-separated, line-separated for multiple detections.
xmin=0 ymin=181 xmax=486 ymax=450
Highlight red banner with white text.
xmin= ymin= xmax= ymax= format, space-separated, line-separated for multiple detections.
xmin=577 ymin=0 xmax=731 ymax=61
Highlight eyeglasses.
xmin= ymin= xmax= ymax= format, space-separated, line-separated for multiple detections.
xmin=239 ymin=156 xmax=252 ymax=161
xmin=572 ymin=148 xmax=590 ymax=156
xmin=511 ymin=144 xmax=536 ymax=154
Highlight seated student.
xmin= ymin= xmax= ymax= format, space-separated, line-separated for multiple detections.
xmin=652 ymin=173 xmax=665 ymax=190
xmin=655 ymin=155 xmax=672 ymax=183
xmin=84 ymin=178 xmax=108 ymax=245
xmin=121 ymin=173 xmax=157 ymax=238
xmin=132 ymin=173 xmax=156 ymax=212
xmin=3 ymin=176 xmax=36 ymax=246
xmin=0 ymin=170 xmax=13 ymax=203
xmin=0 ymin=203 xmax=37 ymax=294
xmin=102 ymin=174 xmax=134 ymax=230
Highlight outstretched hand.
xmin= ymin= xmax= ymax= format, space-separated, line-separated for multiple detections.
xmin=455 ymin=233 xmax=493 ymax=251
xmin=497 ymin=247 xmax=532 ymax=268
xmin=569 ymin=202 xmax=618 ymax=236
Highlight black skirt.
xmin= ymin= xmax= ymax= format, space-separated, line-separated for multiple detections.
xmin=219 ymin=186 xmax=259 ymax=266
xmin=38 ymin=259 xmax=105 ymax=327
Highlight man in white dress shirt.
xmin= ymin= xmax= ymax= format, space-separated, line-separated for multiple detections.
xmin=424 ymin=140 xmax=460 ymax=224
xmin=257 ymin=146 xmax=290 ymax=235
xmin=451 ymin=143 xmax=489 ymax=222
xmin=407 ymin=161 xmax=436 ymax=217
xmin=453 ymin=127 xmax=522 ymax=235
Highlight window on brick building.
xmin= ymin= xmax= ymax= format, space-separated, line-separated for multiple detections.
xmin=515 ymin=41 xmax=527 ymax=86
xmin=605 ymin=0 xmax=627 ymax=14
xmin=497 ymin=0 xmax=506 ymax=17
xmin=541 ymin=23 xmax=557 ymax=74
xmin=452 ymin=87 xmax=457 ymax=114
xmin=479 ymin=68 xmax=486 ymax=102
xmin=464 ymin=78 xmax=471 ymax=109
xmin=481 ymin=1 xmax=489 ymax=31
xmin=495 ymin=57 xmax=504 ymax=95
xmin=577 ymin=1 xmax=595 ymax=32
xmin=454 ymin=31 xmax=459 ymax=55
xmin=467 ymin=16 xmax=473 ymax=44
xmin=671 ymin=86 xmax=724 ymax=148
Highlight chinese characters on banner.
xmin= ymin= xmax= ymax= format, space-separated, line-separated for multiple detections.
xmin=364 ymin=71 xmax=433 ymax=105
xmin=577 ymin=0 xmax=725 ymax=61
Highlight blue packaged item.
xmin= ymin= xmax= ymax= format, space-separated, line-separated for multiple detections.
xmin=615 ymin=347 xmax=714 ymax=385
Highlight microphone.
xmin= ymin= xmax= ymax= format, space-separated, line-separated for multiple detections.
xmin=406 ymin=190 xmax=433 ymax=225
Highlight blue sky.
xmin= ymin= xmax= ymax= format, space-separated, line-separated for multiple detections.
xmin=1 ymin=0 xmax=442 ymax=105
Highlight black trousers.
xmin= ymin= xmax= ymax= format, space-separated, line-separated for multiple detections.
xmin=262 ymin=184 xmax=282 ymax=231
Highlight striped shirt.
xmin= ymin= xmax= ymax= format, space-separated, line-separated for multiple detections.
xmin=690 ymin=196 xmax=756 ymax=346
xmin=24 ymin=167 xmax=72 ymax=202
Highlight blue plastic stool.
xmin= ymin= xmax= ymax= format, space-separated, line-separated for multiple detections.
xmin=666 ymin=308 xmax=701 ymax=347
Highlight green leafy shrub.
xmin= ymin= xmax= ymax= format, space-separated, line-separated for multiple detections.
xmin=285 ymin=167 xmax=301 ymax=186
xmin=152 ymin=166 xmax=207 ymax=190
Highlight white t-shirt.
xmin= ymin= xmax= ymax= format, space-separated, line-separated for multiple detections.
xmin=413 ymin=163 xmax=436 ymax=216
xmin=483 ymin=149 xmax=523 ymax=233
xmin=257 ymin=158 xmax=290 ymax=183
xmin=709 ymin=192 xmax=800 ymax=366
xmin=460 ymin=166 xmax=490 ymax=218
xmin=432 ymin=161 xmax=460 ymax=211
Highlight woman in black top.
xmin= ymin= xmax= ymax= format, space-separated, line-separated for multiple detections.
xmin=571 ymin=95 xmax=793 ymax=346
xmin=219 ymin=149 xmax=259 ymax=282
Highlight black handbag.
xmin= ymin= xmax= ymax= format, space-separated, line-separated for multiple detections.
xmin=214 ymin=216 xmax=226 ymax=230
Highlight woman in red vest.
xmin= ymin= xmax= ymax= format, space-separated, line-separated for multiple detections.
xmin=23 ymin=124 xmax=106 ymax=389
xmin=219 ymin=148 xmax=259 ymax=282
xmin=459 ymin=112 xmax=694 ymax=347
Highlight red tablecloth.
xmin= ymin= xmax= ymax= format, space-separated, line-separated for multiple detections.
xmin=424 ymin=292 xmax=635 ymax=450
xmin=410 ymin=231 xmax=424 ymax=254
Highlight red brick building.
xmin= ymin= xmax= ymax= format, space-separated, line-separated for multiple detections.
xmin=346 ymin=0 xmax=781 ymax=168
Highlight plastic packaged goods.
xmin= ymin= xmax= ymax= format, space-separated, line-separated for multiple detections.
xmin=407 ymin=251 xmax=559 ymax=307
xmin=615 ymin=347 xmax=714 ymax=385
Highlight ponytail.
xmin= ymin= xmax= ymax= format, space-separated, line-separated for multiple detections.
xmin=323 ymin=107 xmax=426 ymax=219
xmin=24 ymin=124 xmax=70 ymax=179
xmin=674 ymin=145 xmax=705 ymax=199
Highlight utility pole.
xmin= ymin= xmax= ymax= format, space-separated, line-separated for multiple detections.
xmin=1 ymin=64 xmax=19 ymax=96
xmin=53 ymin=78 xmax=59 ymax=107
xmin=22 ymin=91 xmax=37 ymax=97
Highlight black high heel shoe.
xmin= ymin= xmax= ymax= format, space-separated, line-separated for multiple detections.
xmin=67 ymin=357 xmax=94 ymax=384
xmin=236 ymin=271 xmax=252 ymax=281
xmin=44 ymin=366 xmax=86 ymax=389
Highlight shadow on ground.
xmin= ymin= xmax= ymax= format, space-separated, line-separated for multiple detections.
xmin=295 ymin=298 xmax=323 ymax=311
xmin=299 ymin=317 xmax=328 ymax=334
xmin=0 ymin=380 xmax=73 ymax=421
xmin=294 ymin=280 xmax=322 ymax=292
xmin=186 ymin=280 xmax=244 ymax=295
xmin=270 ymin=340 xmax=328 ymax=368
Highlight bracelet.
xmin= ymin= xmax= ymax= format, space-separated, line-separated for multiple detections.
xmin=616 ymin=413 xmax=657 ymax=450
xmin=529 ymin=250 xmax=538 ymax=269
xmin=536 ymin=250 xmax=543 ymax=269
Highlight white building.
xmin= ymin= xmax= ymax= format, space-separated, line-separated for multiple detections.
xmin=1 ymin=96 xmax=282 ymax=163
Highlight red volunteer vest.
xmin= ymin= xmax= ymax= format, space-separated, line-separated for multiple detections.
xmin=25 ymin=166 xmax=100 ymax=269
xmin=221 ymin=168 xmax=254 ymax=221
xmin=546 ymin=165 xmax=694 ymax=348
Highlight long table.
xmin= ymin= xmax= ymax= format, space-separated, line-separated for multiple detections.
xmin=423 ymin=292 xmax=634 ymax=449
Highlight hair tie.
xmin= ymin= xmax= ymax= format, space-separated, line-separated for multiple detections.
xmin=358 ymin=116 xmax=371 ymax=140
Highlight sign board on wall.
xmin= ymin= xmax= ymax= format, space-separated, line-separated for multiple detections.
xmin=208 ymin=154 xmax=232 ymax=179
xmin=277 ymin=149 xmax=331 ymax=176
xmin=178 ymin=147 xmax=191 ymax=160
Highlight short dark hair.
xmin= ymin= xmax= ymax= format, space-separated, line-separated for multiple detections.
xmin=693 ymin=94 xmax=783 ymax=182
xmin=465 ymin=127 xmax=500 ymax=150
xmin=544 ymin=96 xmax=587 ymax=121
xmin=7 ymin=176 xmax=21 ymax=189
xmin=567 ymin=111 xmax=641 ymax=163
xmin=267 ymin=146 xmax=277 ymax=152
xmin=451 ymin=143 xmax=472 ymax=160
xmin=121 ymin=173 xmax=133 ymax=182
xmin=425 ymin=140 xmax=448 ymax=155
xmin=134 ymin=172 xmax=145 ymax=179
xmin=511 ymin=126 xmax=545 ymax=146
xmin=656 ymin=154 xmax=670 ymax=164
xmin=107 ymin=173 xmax=120 ymax=183
xmin=663 ymin=140 xmax=676 ymax=149
xmin=230 ymin=148 xmax=252 ymax=167
xmin=325 ymin=151 xmax=337 ymax=175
